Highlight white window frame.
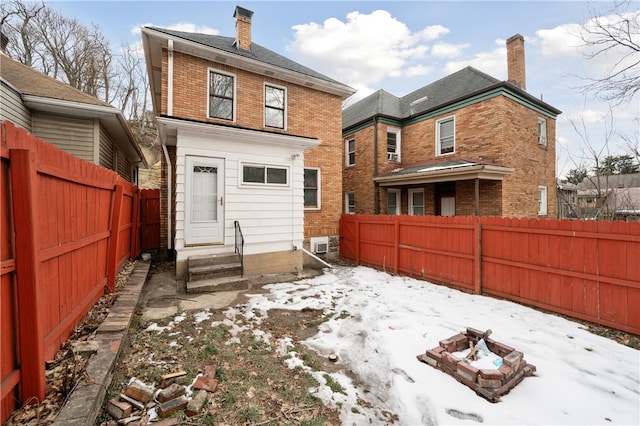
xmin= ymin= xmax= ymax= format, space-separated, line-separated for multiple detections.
xmin=537 ymin=118 xmax=547 ymax=147
xmin=436 ymin=116 xmax=455 ymax=156
xmin=240 ymin=162 xmax=290 ymax=187
xmin=387 ymin=127 xmax=401 ymax=162
xmin=264 ymin=83 xmax=287 ymax=130
xmin=208 ymin=68 xmax=236 ymax=121
xmin=538 ymin=185 xmax=548 ymax=215
xmin=345 ymin=192 xmax=355 ymax=214
xmin=409 ymin=189 xmax=425 ymax=216
xmin=345 ymin=138 xmax=355 ymax=166
xmin=304 ymin=167 xmax=321 ymax=210
xmin=387 ymin=189 xmax=401 ymax=215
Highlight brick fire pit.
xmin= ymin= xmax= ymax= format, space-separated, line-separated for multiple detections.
xmin=417 ymin=327 xmax=536 ymax=402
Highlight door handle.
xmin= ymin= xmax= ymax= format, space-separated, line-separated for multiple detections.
xmin=220 ymin=196 xmax=224 ymax=206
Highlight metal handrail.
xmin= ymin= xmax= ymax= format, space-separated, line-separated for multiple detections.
xmin=234 ymin=220 xmax=244 ymax=276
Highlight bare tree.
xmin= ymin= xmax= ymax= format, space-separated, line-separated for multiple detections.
xmin=577 ymin=0 xmax=640 ymax=105
xmin=0 ymin=0 xmax=45 ymax=66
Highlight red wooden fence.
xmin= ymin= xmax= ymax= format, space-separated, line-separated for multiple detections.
xmin=0 ymin=121 xmax=142 ymax=423
xmin=140 ymin=189 xmax=161 ymax=251
xmin=340 ymin=214 xmax=640 ymax=335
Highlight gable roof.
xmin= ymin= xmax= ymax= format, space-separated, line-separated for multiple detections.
xmin=141 ymin=26 xmax=355 ymax=115
xmin=343 ymin=66 xmax=561 ymax=130
xmin=0 ymin=54 xmax=147 ymax=167
xmin=577 ymin=173 xmax=640 ymax=190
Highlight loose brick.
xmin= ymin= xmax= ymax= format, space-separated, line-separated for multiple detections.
xmin=159 ymin=370 xmax=187 ymax=389
xmin=490 ymin=341 xmax=515 ymax=357
xmin=452 ymin=333 xmax=468 ymax=351
xmin=498 ymin=364 xmax=515 ymax=381
xmin=466 ymin=327 xmax=484 ymax=340
xmin=153 ymin=419 xmax=178 ymax=426
xmin=454 ymin=372 xmax=477 ymax=389
xmin=457 ymin=361 xmax=479 ymax=382
xmin=417 ymin=353 xmax=438 ymax=367
xmin=475 ymin=386 xmax=497 ymax=402
xmin=124 ymin=381 xmax=154 ymax=403
xmin=477 ymin=376 xmax=502 ymax=389
xmin=503 ymin=350 xmax=523 ymax=367
xmin=479 ymin=369 xmax=504 ymax=381
xmin=439 ymin=338 xmax=456 ymax=352
xmin=441 ymin=352 xmax=461 ymax=370
xmin=425 ymin=347 xmax=444 ymax=363
xmin=107 ymin=399 xmax=132 ymax=420
xmin=193 ymin=376 xmax=219 ymax=392
xmin=157 ymin=383 xmax=186 ymax=403
xmin=157 ymin=395 xmax=188 ymax=418
xmin=523 ymin=363 xmax=537 ymax=376
xmin=119 ymin=394 xmax=145 ymax=411
xmin=186 ymin=390 xmax=209 ymax=417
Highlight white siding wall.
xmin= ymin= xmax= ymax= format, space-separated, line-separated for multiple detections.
xmin=0 ymin=81 xmax=31 ymax=130
xmin=174 ymin=128 xmax=307 ymax=262
xmin=32 ymin=113 xmax=95 ymax=162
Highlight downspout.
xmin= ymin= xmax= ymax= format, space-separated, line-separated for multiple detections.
xmin=373 ymin=117 xmax=380 ymax=214
xmin=162 ymin=144 xmax=172 ymax=252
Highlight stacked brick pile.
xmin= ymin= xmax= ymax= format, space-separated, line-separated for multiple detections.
xmin=107 ymin=366 xmax=218 ymax=424
xmin=417 ymin=327 xmax=536 ymax=402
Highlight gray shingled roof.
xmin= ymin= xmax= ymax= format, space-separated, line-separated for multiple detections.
xmin=577 ymin=173 xmax=640 ymax=190
xmin=147 ymin=27 xmax=346 ymax=87
xmin=344 ymin=67 xmax=505 ymax=129
xmin=0 ymin=54 xmax=112 ymax=107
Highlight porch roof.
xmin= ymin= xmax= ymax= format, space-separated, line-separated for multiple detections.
xmin=373 ymin=158 xmax=514 ymax=186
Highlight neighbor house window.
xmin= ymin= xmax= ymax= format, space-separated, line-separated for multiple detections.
xmin=209 ymin=70 xmax=235 ymax=120
xmin=387 ymin=128 xmax=401 ymax=162
xmin=345 ymin=192 xmax=355 ymax=214
xmin=345 ymin=138 xmax=355 ymax=166
xmin=387 ymin=189 xmax=400 ymax=215
xmin=436 ymin=116 xmax=455 ymax=155
xmin=538 ymin=185 xmax=548 ymax=215
xmin=242 ymin=164 xmax=288 ymax=185
xmin=304 ymin=168 xmax=321 ymax=209
xmin=409 ymin=189 xmax=425 ymax=215
xmin=265 ymin=84 xmax=286 ymax=129
xmin=537 ymin=118 xmax=547 ymax=146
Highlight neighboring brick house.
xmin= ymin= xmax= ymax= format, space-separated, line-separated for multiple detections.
xmin=0 ymin=54 xmax=147 ymax=183
xmin=342 ymin=34 xmax=561 ymax=218
xmin=141 ymin=6 xmax=354 ymax=278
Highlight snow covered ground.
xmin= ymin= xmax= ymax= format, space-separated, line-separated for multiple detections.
xmin=217 ymin=265 xmax=639 ymax=425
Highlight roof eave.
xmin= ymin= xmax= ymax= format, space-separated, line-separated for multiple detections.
xmin=22 ymin=95 xmax=148 ymax=168
xmin=373 ymin=164 xmax=514 ymax=186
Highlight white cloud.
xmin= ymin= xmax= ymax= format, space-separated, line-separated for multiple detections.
xmin=430 ymin=42 xmax=469 ymax=59
xmin=131 ymin=22 xmax=219 ymax=36
xmin=443 ymin=38 xmax=506 ymax=79
xmin=286 ymin=10 xmax=447 ymax=88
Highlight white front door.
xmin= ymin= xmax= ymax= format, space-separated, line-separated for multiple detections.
xmin=185 ymin=156 xmax=224 ymax=245
xmin=441 ymin=196 xmax=455 ymax=216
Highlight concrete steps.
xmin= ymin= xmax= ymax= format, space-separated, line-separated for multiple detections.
xmin=186 ymin=253 xmax=248 ymax=294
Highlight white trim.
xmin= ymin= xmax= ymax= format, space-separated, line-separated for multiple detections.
xmin=409 ymin=188 xmax=425 ymax=216
xmin=304 ymin=167 xmax=321 ymax=210
xmin=345 ymin=138 xmax=355 ymax=166
xmin=239 ymin=161 xmax=291 ymax=187
xmin=436 ymin=115 xmax=455 ymax=156
xmin=538 ymin=185 xmax=548 ymax=215
xmin=537 ymin=117 xmax=547 ymax=147
xmin=387 ymin=188 xmax=400 ymax=215
xmin=207 ymin=67 xmax=237 ymax=122
xmin=345 ymin=192 xmax=355 ymax=214
xmin=387 ymin=126 xmax=401 ymax=162
xmin=264 ymin=82 xmax=287 ymax=130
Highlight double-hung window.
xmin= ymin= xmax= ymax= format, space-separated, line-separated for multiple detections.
xmin=304 ymin=168 xmax=321 ymax=209
xmin=265 ymin=84 xmax=286 ymax=129
xmin=209 ymin=70 xmax=235 ymax=120
xmin=242 ymin=164 xmax=288 ymax=186
xmin=387 ymin=128 xmax=401 ymax=162
xmin=436 ymin=116 xmax=455 ymax=155
xmin=345 ymin=138 xmax=355 ymax=166
xmin=409 ymin=189 xmax=425 ymax=215
xmin=345 ymin=192 xmax=355 ymax=214
xmin=537 ymin=118 xmax=547 ymax=147
xmin=538 ymin=185 xmax=548 ymax=215
xmin=387 ymin=189 xmax=400 ymax=215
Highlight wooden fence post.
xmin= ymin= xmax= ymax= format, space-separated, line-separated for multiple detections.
xmin=393 ymin=217 xmax=400 ymax=274
xmin=106 ymin=184 xmax=124 ymax=293
xmin=355 ymin=217 xmax=360 ymax=264
xmin=9 ymin=148 xmax=46 ymax=401
xmin=130 ymin=188 xmax=140 ymax=260
xmin=475 ymin=218 xmax=482 ymax=294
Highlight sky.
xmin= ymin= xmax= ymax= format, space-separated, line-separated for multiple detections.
xmin=145 ymin=265 xmax=640 ymax=425
xmin=50 ymin=0 xmax=640 ymax=178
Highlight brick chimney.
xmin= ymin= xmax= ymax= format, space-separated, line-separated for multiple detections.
xmin=234 ymin=6 xmax=254 ymax=50
xmin=506 ymin=34 xmax=526 ymax=90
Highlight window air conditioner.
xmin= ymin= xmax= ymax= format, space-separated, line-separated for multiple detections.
xmin=538 ymin=135 xmax=547 ymax=146
xmin=314 ymin=242 xmax=328 ymax=254
xmin=387 ymin=153 xmax=399 ymax=161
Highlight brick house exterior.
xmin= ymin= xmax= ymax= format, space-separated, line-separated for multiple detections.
xmin=142 ymin=6 xmax=354 ymax=277
xmin=342 ymin=34 xmax=561 ymax=218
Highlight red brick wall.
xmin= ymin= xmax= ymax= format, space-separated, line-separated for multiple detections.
xmin=344 ymin=95 xmax=556 ymax=218
xmin=160 ymin=50 xmax=345 ymax=239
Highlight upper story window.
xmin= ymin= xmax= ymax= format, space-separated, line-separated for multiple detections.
xmin=209 ymin=69 xmax=235 ymax=120
xmin=265 ymin=84 xmax=286 ymax=129
xmin=345 ymin=138 xmax=355 ymax=166
xmin=538 ymin=185 xmax=548 ymax=215
xmin=387 ymin=128 xmax=401 ymax=162
xmin=345 ymin=192 xmax=355 ymax=214
xmin=436 ymin=116 xmax=455 ymax=156
xmin=242 ymin=164 xmax=288 ymax=186
xmin=537 ymin=118 xmax=547 ymax=147
xmin=304 ymin=168 xmax=321 ymax=210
